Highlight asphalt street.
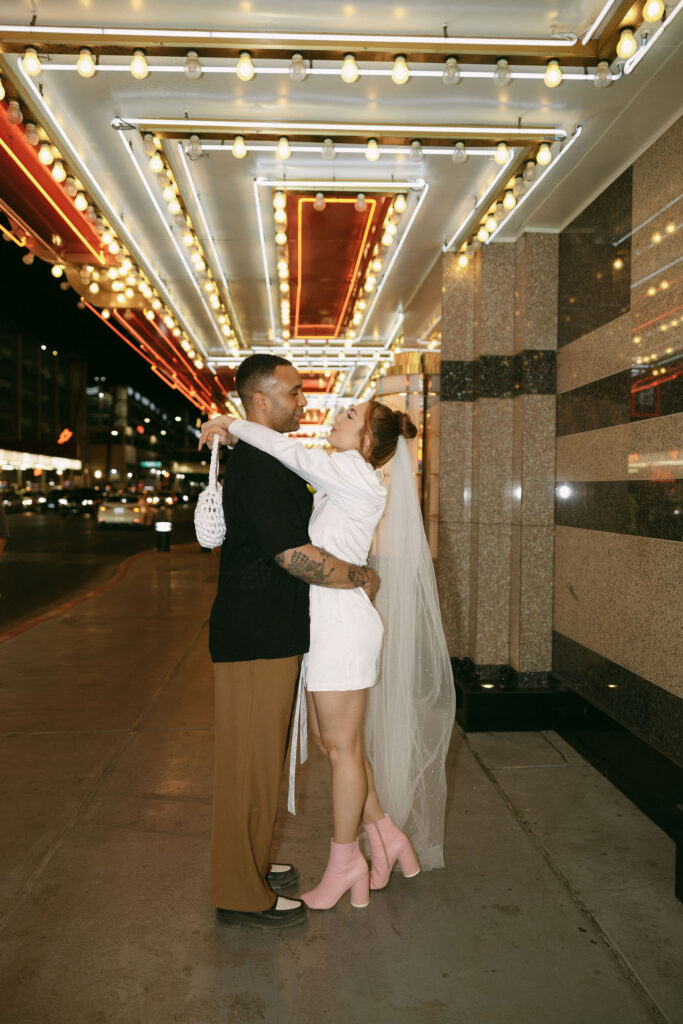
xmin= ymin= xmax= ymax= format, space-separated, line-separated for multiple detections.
xmin=0 ymin=506 xmax=200 ymax=634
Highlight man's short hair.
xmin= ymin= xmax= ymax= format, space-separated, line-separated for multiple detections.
xmin=235 ymin=354 xmax=292 ymax=407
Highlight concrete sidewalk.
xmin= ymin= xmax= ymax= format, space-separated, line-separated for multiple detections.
xmin=0 ymin=544 xmax=680 ymax=1024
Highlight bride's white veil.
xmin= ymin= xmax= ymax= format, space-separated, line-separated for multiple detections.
xmin=366 ymin=436 xmax=455 ymax=870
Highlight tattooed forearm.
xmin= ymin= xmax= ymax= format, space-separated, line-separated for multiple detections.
xmin=274 ymin=544 xmax=373 ymax=590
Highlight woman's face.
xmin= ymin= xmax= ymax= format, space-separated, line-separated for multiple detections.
xmin=328 ymin=401 xmax=370 ymax=453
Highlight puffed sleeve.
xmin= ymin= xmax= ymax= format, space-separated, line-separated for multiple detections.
xmin=229 ymin=419 xmax=385 ymax=511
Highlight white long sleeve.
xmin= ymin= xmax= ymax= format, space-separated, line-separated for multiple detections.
xmin=230 ymin=419 xmax=386 ymax=512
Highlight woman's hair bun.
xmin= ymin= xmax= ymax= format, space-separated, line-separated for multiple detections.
xmin=394 ymin=409 xmax=418 ymax=439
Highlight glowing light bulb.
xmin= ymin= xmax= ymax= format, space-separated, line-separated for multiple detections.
xmin=616 ymin=28 xmax=637 ymax=59
xmin=477 ymin=225 xmax=489 ymax=243
xmin=452 ymin=141 xmax=467 ymax=165
xmin=0 ymin=76 xmax=4 ymax=102
xmin=7 ymin=99 xmax=23 ymax=126
xmin=273 ymin=191 xmax=287 ymax=211
xmin=38 ymin=143 xmax=54 ymax=166
xmin=24 ymin=122 xmax=40 ymax=147
xmin=184 ymin=50 xmax=202 ymax=80
xmin=394 ymin=194 xmax=407 ymax=214
xmin=321 ymin=137 xmax=336 ymax=161
xmin=51 ymin=264 xmax=64 ymax=278
xmin=74 ymin=191 xmax=88 ymax=211
xmin=288 ymin=52 xmax=307 ymax=82
xmin=391 ymin=55 xmax=410 ymax=85
xmin=149 ymin=152 xmax=164 ymax=174
xmin=365 ymin=274 xmax=377 ymax=292
xmin=642 ymin=0 xmax=665 ymax=22
xmin=76 ymin=48 xmax=96 ymax=78
xmin=381 ymin=232 xmax=393 ymax=246
xmin=503 ymin=190 xmax=516 ymax=210
xmin=341 ymin=53 xmax=359 ymax=83
xmin=236 ymin=51 xmax=254 ymax=82
xmin=276 ymin=137 xmax=291 ymax=160
xmin=22 ymin=47 xmax=42 ymax=77
xmin=494 ymin=142 xmax=509 ymax=165
xmin=365 ymin=138 xmax=380 ymax=162
xmin=536 ymin=143 xmax=552 ymax=166
xmin=232 ymin=135 xmax=247 ymax=159
xmin=544 ymin=59 xmax=562 ymax=88
xmin=275 ymin=230 xmax=288 ymax=246
xmin=485 ymin=215 xmax=497 ymax=233
xmin=594 ymin=60 xmax=613 ymax=88
xmin=493 ymin=58 xmax=512 ymax=87
xmin=52 ymin=160 xmax=67 ymax=183
xmin=458 ymin=251 xmax=468 ymax=268
xmin=443 ymin=56 xmax=461 ymax=86
xmin=88 ymin=281 xmax=100 ymax=294
xmin=130 ymin=49 xmax=149 ymax=80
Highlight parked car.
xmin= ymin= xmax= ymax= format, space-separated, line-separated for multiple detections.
xmin=20 ymin=490 xmax=47 ymax=512
xmin=44 ymin=488 xmax=66 ymax=513
xmin=97 ymin=493 xmax=158 ymax=528
xmin=1 ymin=490 xmax=22 ymax=513
xmin=61 ymin=488 xmax=99 ymax=517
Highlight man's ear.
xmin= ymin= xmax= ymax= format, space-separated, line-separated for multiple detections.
xmin=252 ymin=390 xmax=268 ymax=411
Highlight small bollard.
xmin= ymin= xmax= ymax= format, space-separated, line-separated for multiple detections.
xmin=155 ymin=520 xmax=172 ymax=552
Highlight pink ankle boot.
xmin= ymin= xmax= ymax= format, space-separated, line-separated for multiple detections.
xmin=364 ymin=815 xmax=421 ymax=890
xmin=302 ymin=839 xmax=370 ymax=910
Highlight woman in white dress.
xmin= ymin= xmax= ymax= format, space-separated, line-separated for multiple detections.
xmin=201 ymin=399 xmax=453 ymax=910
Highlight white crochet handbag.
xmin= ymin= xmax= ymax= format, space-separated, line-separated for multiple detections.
xmin=194 ymin=435 xmax=226 ymax=549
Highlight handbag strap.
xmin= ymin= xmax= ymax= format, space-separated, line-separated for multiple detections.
xmin=209 ymin=434 xmax=221 ymax=490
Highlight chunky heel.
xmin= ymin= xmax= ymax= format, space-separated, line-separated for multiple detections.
xmin=350 ymin=873 xmax=370 ymax=908
xmin=398 ymin=842 xmax=421 ymax=879
xmin=364 ymin=814 xmax=421 ymax=889
xmin=302 ymin=839 xmax=370 ymax=910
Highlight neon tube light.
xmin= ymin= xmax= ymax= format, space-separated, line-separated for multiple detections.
xmin=0 ymin=24 xmax=578 ymax=47
xmin=0 ymin=138 xmax=105 ymax=264
xmin=256 ymin=177 xmax=426 ymax=190
xmin=485 ymin=126 xmax=583 ymax=243
xmin=15 ymin=59 xmax=205 ymax=353
xmin=581 ymin=1 xmax=620 ymax=44
xmin=118 ymin=131 xmax=223 ymax=360
xmin=253 ymin=178 xmax=278 ymax=345
xmin=174 ymin=141 xmax=246 ymax=351
xmin=442 ymin=154 xmax=516 ymax=251
xmin=119 ymin=117 xmax=567 ymax=139
xmin=624 ymin=0 xmax=683 ymax=74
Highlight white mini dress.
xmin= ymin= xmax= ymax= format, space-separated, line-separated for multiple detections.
xmin=229 ymin=418 xmax=387 ymax=691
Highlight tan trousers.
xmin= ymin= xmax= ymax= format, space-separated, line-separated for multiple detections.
xmin=210 ymin=655 xmax=300 ymax=911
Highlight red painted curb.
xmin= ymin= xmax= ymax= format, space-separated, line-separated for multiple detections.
xmin=0 ymin=549 xmax=148 ymax=645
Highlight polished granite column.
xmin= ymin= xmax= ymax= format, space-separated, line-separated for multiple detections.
xmin=438 ymin=251 xmax=474 ymax=657
xmin=509 ymin=234 xmax=558 ymax=683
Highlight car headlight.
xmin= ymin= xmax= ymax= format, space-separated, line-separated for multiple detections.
xmin=22 ymin=498 xmax=32 ymax=505
xmin=58 ymin=498 xmax=68 ymax=505
xmin=38 ymin=497 xmax=46 ymax=503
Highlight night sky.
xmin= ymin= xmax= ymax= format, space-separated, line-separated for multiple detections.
xmin=0 ymin=232 xmax=198 ymax=417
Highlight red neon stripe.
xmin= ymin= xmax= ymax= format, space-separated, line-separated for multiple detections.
xmin=0 ymin=137 xmax=105 ymax=265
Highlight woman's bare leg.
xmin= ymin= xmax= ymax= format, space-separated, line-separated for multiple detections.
xmin=362 ymin=757 xmax=385 ymax=825
xmin=311 ymin=690 xmax=368 ymax=844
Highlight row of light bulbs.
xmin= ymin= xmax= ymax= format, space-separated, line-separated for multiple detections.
xmin=8 ymin=98 xmax=211 ymax=372
xmin=142 ymin=134 xmax=238 ymax=352
xmin=456 ymin=154 xmax=551 ymax=263
xmin=16 ymin=44 xmax=636 ymax=90
xmin=271 ymin=189 xmax=407 ymax=344
xmin=185 ymin=132 xmax=515 ymax=166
